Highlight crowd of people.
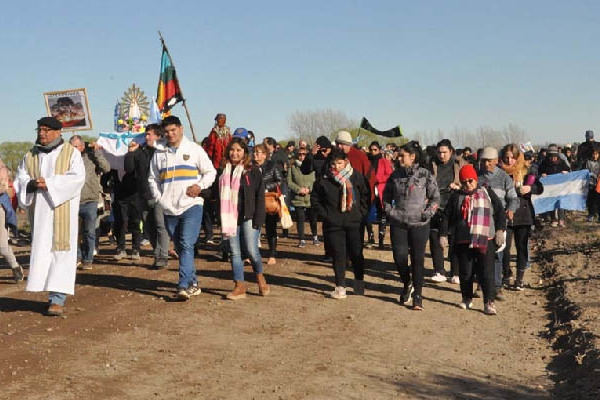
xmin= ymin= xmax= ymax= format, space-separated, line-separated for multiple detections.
xmin=3 ymin=114 xmax=599 ymax=317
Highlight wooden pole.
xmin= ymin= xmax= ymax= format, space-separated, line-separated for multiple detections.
xmin=158 ymin=31 xmax=198 ymax=143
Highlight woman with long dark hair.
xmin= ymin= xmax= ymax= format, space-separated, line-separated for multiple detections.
xmin=383 ymin=142 xmax=440 ymax=310
xmin=219 ymin=138 xmax=269 ymax=300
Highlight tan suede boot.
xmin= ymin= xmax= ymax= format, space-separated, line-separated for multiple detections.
xmin=256 ymin=273 xmax=270 ymax=296
xmin=226 ymin=281 xmax=247 ymax=300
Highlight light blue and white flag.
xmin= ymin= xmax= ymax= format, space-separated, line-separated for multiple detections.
xmin=532 ymin=170 xmax=589 ymax=215
xmin=149 ymin=97 xmax=162 ymax=124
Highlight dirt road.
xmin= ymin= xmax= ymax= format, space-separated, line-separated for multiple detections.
xmin=0 ymin=229 xmax=562 ymax=399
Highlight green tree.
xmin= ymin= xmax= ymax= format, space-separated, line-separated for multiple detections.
xmin=0 ymin=142 xmax=34 ymax=173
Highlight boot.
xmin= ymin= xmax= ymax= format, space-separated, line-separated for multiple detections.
xmin=256 ymin=273 xmax=270 ymax=296
xmin=226 ymin=281 xmax=246 ymax=300
xmin=514 ymin=270 xmax=525 ymax=291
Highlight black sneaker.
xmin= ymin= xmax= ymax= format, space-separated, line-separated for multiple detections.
xmin=400 ymin=282 xmax=414 ymax=305
xmin=12 ymin=265 xmax=24 ymax=283
xmin=514 ymin=280 xmax=525 ymax=291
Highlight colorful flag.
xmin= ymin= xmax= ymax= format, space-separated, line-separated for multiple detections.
xmin=531 ymin=170 xmax=589 ymax=215
xmin=157 ymin=46 xmax=183 ymax=112
xmin=360 ymin=117 xmax=402 ymax=138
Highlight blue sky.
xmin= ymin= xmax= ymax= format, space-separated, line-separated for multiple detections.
xmin=2 ymin=0 xmax=599 ymax=145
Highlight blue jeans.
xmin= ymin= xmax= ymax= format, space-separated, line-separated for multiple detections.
xmin=229 ymin=219 xmax=263 ymax=282
xmin=49 ymin=292 xmax=67 ymax=306
xmin=165 ymin=205 xmax=203 ymax=289
xmin=78 ymin=201 xmax=98 ymax=263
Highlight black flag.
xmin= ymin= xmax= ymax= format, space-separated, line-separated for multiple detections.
xmin=360 ymin=117 xmax=402 ymax=138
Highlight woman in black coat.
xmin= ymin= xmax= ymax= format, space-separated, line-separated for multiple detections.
xmin=499 ymin=144 xmax=543 ymax=291
xmin=253 ymin=144 xmax=283 ymax=265
xmin=311 ymin=149 xmax=369 ymax=299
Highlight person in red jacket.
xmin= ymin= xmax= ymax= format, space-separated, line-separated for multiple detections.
xmin=367 ymin=141 xmax=393 ymax=248
xmin=203 ymin=113 xmax=232 ymax=169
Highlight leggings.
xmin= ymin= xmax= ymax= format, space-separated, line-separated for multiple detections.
xmin=265 ymin=214 xmax=279 ymax=258
xmin=502 ymin=225 xmax=530 ymax=276
xmin=390 ymin=223 xmax=429 ymax=296
xmin=454 ymin=240 xmax=496 ymax=302
xmin=324 ymin=225 xmax=364 ymax=287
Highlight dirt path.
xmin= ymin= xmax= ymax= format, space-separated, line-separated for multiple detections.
xmin=1 ymin=231 xmax=557 ymax=399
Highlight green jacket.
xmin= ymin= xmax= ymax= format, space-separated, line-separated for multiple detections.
xmin=287 ymin=163 xmax=315 ymax=208
xmin=80 ymin=149 xmax=111 ymax=204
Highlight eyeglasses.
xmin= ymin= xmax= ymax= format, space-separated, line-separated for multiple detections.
xmin=461 ymin=179 xmax=476 ymax=184
xmin=36 ymin=127 xmax=55 ymax=133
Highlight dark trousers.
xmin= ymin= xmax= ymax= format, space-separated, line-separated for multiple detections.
xmin=365 ymin=200 xmax=386 ymax=246
xmin=588 ymin=189 xmax=600 ymax=218
xmin=502 ymin=225 xmax=530 ymax=276
xmin=265 ymin=214 xmax=279 ymax=258
xmin=113 ymin=197 xmax=142 ymax=252
xmin=324 ymin=225 xmax=364 ymax=287
xmin=201 ymin=201 xmax=214 ymax=240
xmin=455 ymin=241 xmax=496 ymax=302
xmin=429 ymin=229 xmax=460 ymax=276
xmin=295 ymin=207 xmax=317 ymax=241
xmin=390 ymin=224 xmax=429 ymax=296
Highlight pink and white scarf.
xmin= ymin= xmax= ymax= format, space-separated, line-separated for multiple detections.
xmin=219 ymin=162 xmax=244 ymax=237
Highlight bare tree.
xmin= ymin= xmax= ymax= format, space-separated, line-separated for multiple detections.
xmin=288 ymin=109 xmax=357 ymax=144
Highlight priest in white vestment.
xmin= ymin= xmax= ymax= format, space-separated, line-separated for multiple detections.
xmin=15 ymin=117 xmax=85 ymax=316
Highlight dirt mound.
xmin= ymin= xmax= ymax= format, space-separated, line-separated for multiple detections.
xmin=533 ymin=214 xmax=600 ymax=399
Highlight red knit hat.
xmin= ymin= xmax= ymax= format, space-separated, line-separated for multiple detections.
xmin=459 ymin=164 xmax=478 ymax=182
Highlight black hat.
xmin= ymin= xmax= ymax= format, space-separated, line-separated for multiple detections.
xmin=316 ymin=135 xmax=331 ymax=148
xmin=37 ymin=117 xmax=62 ymax=130
xmin=586 ymin=130 xmax=594 ymax=140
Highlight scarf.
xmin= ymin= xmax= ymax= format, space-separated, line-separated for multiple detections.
xmin=213 ymin=123 xmax=231 ymax=139
xmin=499 ymin=153 xmax=526 ymax=185
xmin=34 ymin=137 xmax=64 ymax=154
xmin=219 ymin=162 xmax=244 ymax=237
xmin=25 ymin=142 xmax=75 ymax=251
xmin=460 ymin=188 xmax=491 ymax=254
xmin=330 ymin=164 xmax=354 ymax=212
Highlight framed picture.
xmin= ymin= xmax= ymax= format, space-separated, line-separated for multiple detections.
xmin=43 ymin=88 xmax=93 ymax=131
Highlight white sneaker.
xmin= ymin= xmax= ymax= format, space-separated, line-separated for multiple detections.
xmin=430 ymin=273 xmax=446 ymax=283
xmin=449 ymin=275 xmax=460 ymax=284
xmin=459 ymin=299 xmax=473 ymax=309
xmin=330 ymin=286 xmax=347 ymax=299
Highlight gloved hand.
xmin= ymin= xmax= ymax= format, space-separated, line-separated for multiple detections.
xmin=439 ymin=236 xmax=448 ymax=248
xmin=495 ymin=230 xmax=505 ymax=247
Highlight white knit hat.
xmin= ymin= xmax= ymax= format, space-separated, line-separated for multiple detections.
xmin=481 ymin=147 xmax=498 ymax=160
xmin=335 ymin=131 xmax=353 ymax=146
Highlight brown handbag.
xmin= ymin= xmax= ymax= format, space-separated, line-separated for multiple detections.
xmin=265 ymin=185 xmax=282 ymax=215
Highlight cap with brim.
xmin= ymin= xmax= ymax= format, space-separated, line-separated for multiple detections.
xmin=233 ymin=127 xmax=248 ymax=139
xmin=37 ymin=117 xmax=62 ymax=130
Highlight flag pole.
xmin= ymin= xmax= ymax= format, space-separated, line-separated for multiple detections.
xmin=158 ymin=31 xmax=198 ymax=143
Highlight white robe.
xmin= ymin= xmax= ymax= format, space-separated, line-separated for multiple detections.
xmin=15 ymin=143 xmax=85 ymax=295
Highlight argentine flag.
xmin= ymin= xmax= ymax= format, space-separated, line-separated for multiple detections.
xmin=532 ymin=170 xmax=589 ymax=215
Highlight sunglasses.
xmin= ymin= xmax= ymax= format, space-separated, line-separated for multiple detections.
xmin=461 ymin=179 xmax=476 ymax=184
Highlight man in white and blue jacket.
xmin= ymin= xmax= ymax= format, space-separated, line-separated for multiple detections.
xmin=149 ymin=116 xmax=216 ymax=300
